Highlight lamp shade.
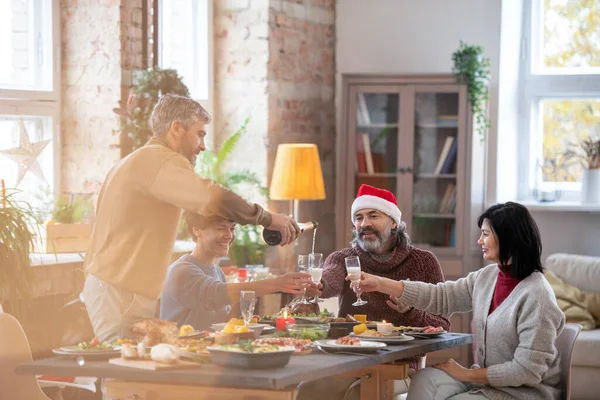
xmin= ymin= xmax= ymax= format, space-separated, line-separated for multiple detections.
xmin=269 ymin=143 xmax=326 ymax=200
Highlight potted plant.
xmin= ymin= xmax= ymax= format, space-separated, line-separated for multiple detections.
xmin=564 ymin=135 xmax=600 ymax=203
xmin=452 ymin=41 xmax=491 ymax=142
xmin=193 ymin=118 xmax=269 ymax=267
xmin=0 ymin=187 xmax=35 ymax=313
xmin=46 ymin=195 xmax=94 ymax=253
xmin=114 ymin=67 xmax=190 ymax=156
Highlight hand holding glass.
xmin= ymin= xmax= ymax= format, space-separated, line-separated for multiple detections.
xmin=345 ymin=256 xmax=367 ymax=306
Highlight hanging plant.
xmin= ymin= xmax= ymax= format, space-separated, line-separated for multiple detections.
xmin=114 ymin=67 xmax=190 ymax=156
xmin=452 ymin=41 xmax=491 ymax=141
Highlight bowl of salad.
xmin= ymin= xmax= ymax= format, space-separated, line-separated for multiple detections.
xmin=282 ymin=322 xmax=330 ymax=341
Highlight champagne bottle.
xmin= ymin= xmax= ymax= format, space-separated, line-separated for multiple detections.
xmin=262 ymin=221 xmax=318 ymax=246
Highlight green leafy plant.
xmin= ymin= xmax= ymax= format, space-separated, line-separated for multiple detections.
xmin=50 ymin=195 xmax=93 ymax=224
xmin=452 ymin=41 xmax=491 ymax=141
xmin=192 ymin=117 xmax=269 ymax=267
xmin=114 ymin=67 xmax=190 ymax=155
xmin=563 ymin=135 xmax=600 ymax=170
xmin=0 ymin=188 xmax=35 ymax=310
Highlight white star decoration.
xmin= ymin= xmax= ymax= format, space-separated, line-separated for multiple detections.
xmin=0 ymin=120 xmax=51 ymax=187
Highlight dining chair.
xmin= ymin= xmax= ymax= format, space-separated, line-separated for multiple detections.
xmin=0 ymin=312 xmax=52 ymax=400
xmin=556 ymin=323 xmax=582 ymax=400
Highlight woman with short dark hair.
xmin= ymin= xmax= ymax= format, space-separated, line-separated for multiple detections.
xmin=356 ymin=202 xmax=565 ymax=400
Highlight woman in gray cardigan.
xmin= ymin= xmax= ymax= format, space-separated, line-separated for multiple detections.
xmin=356 ymin=202 xmax=565 ymax=400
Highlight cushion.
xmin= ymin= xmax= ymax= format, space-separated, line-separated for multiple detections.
xmin=545 ymin=253 xmax=600 ymax=294
xmin=572 ymin=329 xmax=600 ymax=367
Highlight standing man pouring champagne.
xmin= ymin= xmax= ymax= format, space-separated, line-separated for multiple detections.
xmin=83 ymin=94 xmax=300 ymax=342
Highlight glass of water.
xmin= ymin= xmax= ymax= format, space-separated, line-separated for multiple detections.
xmin=240 ymin=290 xmax=256 ymax=327
xmin=309 ymin=253 xmax=324 ymax=303
xmin=345 ymin=256 xmax=367 ymax=306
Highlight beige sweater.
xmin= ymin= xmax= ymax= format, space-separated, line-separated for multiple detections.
xmin=84 ymin=137 xmax=271 ymax=299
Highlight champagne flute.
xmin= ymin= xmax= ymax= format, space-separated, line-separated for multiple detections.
xmin=297 ymin=254 xmax=310 ymax=304
xmin=345 ymin=256 xmax=368 ymax=306
xmin=309 ymin=253 xmax=324 ymax=303
xmin=240 ymin=291 xmax=256 ymax=327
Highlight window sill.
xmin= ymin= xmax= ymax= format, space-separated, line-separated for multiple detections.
xmin=517 ymin=201 xmax=600 ymax=212
xmin=29 ymin=240 xmax=196 ymax=267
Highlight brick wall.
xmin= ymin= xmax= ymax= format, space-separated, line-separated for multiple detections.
xmin=213 ymin=0 xmax=336 ymax=271
xmin=267 ymin=0 xmax=336 ymax=258
xmin=60 ymin=0 xmax=145 ymax=198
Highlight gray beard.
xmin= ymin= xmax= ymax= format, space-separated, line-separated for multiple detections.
xmin=352 ymin=224 xmax=392 ymax=253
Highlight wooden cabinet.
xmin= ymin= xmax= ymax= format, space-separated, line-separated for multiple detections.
xmin=337 ymin=74 xmax=486 ymax=367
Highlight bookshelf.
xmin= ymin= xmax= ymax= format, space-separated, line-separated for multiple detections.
xmin=338 ymin=74 xmax=487 ymax=367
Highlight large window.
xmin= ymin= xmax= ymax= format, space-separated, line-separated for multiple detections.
xmin=0 ymin=0 xmax=59 ymax=208
xmin=521 ymin=0 xmax=600 ymax=200
xmin=158 ymin=0 xmax=212 ymax=106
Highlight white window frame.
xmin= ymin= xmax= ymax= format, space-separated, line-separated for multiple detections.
xmin=519 ymin=0 xmax=600 ymax=201
xmin=0 ymin=0 xmax=61 ymax=197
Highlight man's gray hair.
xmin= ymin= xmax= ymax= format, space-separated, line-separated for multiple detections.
xmin=150 ymin=94 xmax=211 ymax=137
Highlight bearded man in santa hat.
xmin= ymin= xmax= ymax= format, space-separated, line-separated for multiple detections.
xmin=320 ymin=184 xmax=450 ymax=330
xmin=297 ymin=185 xmax=451 ymax=400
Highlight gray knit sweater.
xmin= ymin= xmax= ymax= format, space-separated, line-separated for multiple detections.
xmin=400 ymin=264 xmax=565 ymax=400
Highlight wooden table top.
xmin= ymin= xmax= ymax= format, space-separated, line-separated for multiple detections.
xmin=17 ymin=334 xmax=472 ymax=390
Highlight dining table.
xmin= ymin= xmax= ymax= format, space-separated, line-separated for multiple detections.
xmin=16 ymin=333 xmax=473 ymax=400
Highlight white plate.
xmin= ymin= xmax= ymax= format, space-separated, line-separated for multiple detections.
xmin=206 ymin=345 xmax=296 ymax=354
xmin=404 ymin=330 xmax=447 ymax=338
xmin=351 ymin=333 xmax=415 ymax=344
xmin=59 ymin=345 xmax=120 ymax=353
xmin=52 ymin=348 xmax=121 ymax=358
xmin=314 ymin=339 xmax=386 ymax=353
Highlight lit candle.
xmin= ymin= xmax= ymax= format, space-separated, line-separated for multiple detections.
xmin=376 ymin=320 xmax=393 ymax=335
xmin=275 ymin=308 xmax=296 ymax=331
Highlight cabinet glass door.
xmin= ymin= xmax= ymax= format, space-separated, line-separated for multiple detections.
xmin=411 ymin=91 xmax=460 ymax=249
xmin=353 ymin=90 xmax=400 ymax=200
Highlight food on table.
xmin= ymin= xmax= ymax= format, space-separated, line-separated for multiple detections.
xmin=353 ymin=323 xmax=368 ymax=335
xmin=252 ymin=337 xmax=312 ymax=354
xmin=335 ymin=336 xmax=361 ymax=346
xmin=393 ymin=325 xmax=445 ymax=334
xmin=132 ymin=319 xmax=179 ymax=346
xmin=423 ymin=326 xmax=445 ymax=333
xmin=251 ymin=315 xmax=260 ymax=324
xmin=113 ymin=338 xmax=135 ymax=346
xmin=280 ymin=324 xmax=329 ymax=341
xmin=236 ymin=326 xmax=250 ymax=333
xmin=289 ymin=298 xmax=321 ymax=316
xmin=150 ymin=343 xmax=179 ymax=364
xmin=179 ymin=324 xmax=195 ymax=337
xmin=213 ymin=342 xmax=287 ymax=354
xmin=358 ymin=329 xmax=383 ymax=337
xmin=120 ymin=343 xmax=137 ymax=359
xmin=77 ymin=338 xmax=115 ymax=351
xmin=178 ymin=338 xmax=213 ymax=356
xmin=353 ymin=314 xmax=367 ymax=323
xmin=228 ymin=317 xmax=245 ymax=326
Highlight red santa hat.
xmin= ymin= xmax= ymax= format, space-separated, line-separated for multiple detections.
xmin=351 ymin=184 xmax=402 ymax=225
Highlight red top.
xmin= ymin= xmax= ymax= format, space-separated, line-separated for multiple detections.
xmin=489 ymin=264 xmax=522 ymax=314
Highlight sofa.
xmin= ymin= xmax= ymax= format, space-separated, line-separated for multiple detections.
xmin=545 ymin=253 xmax=600 ymax=400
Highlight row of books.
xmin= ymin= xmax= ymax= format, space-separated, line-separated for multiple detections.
xmin=433 ymin=136 xmax=458 ymax=175
xmin=439 ymin=183 xmax=457 ymax=214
